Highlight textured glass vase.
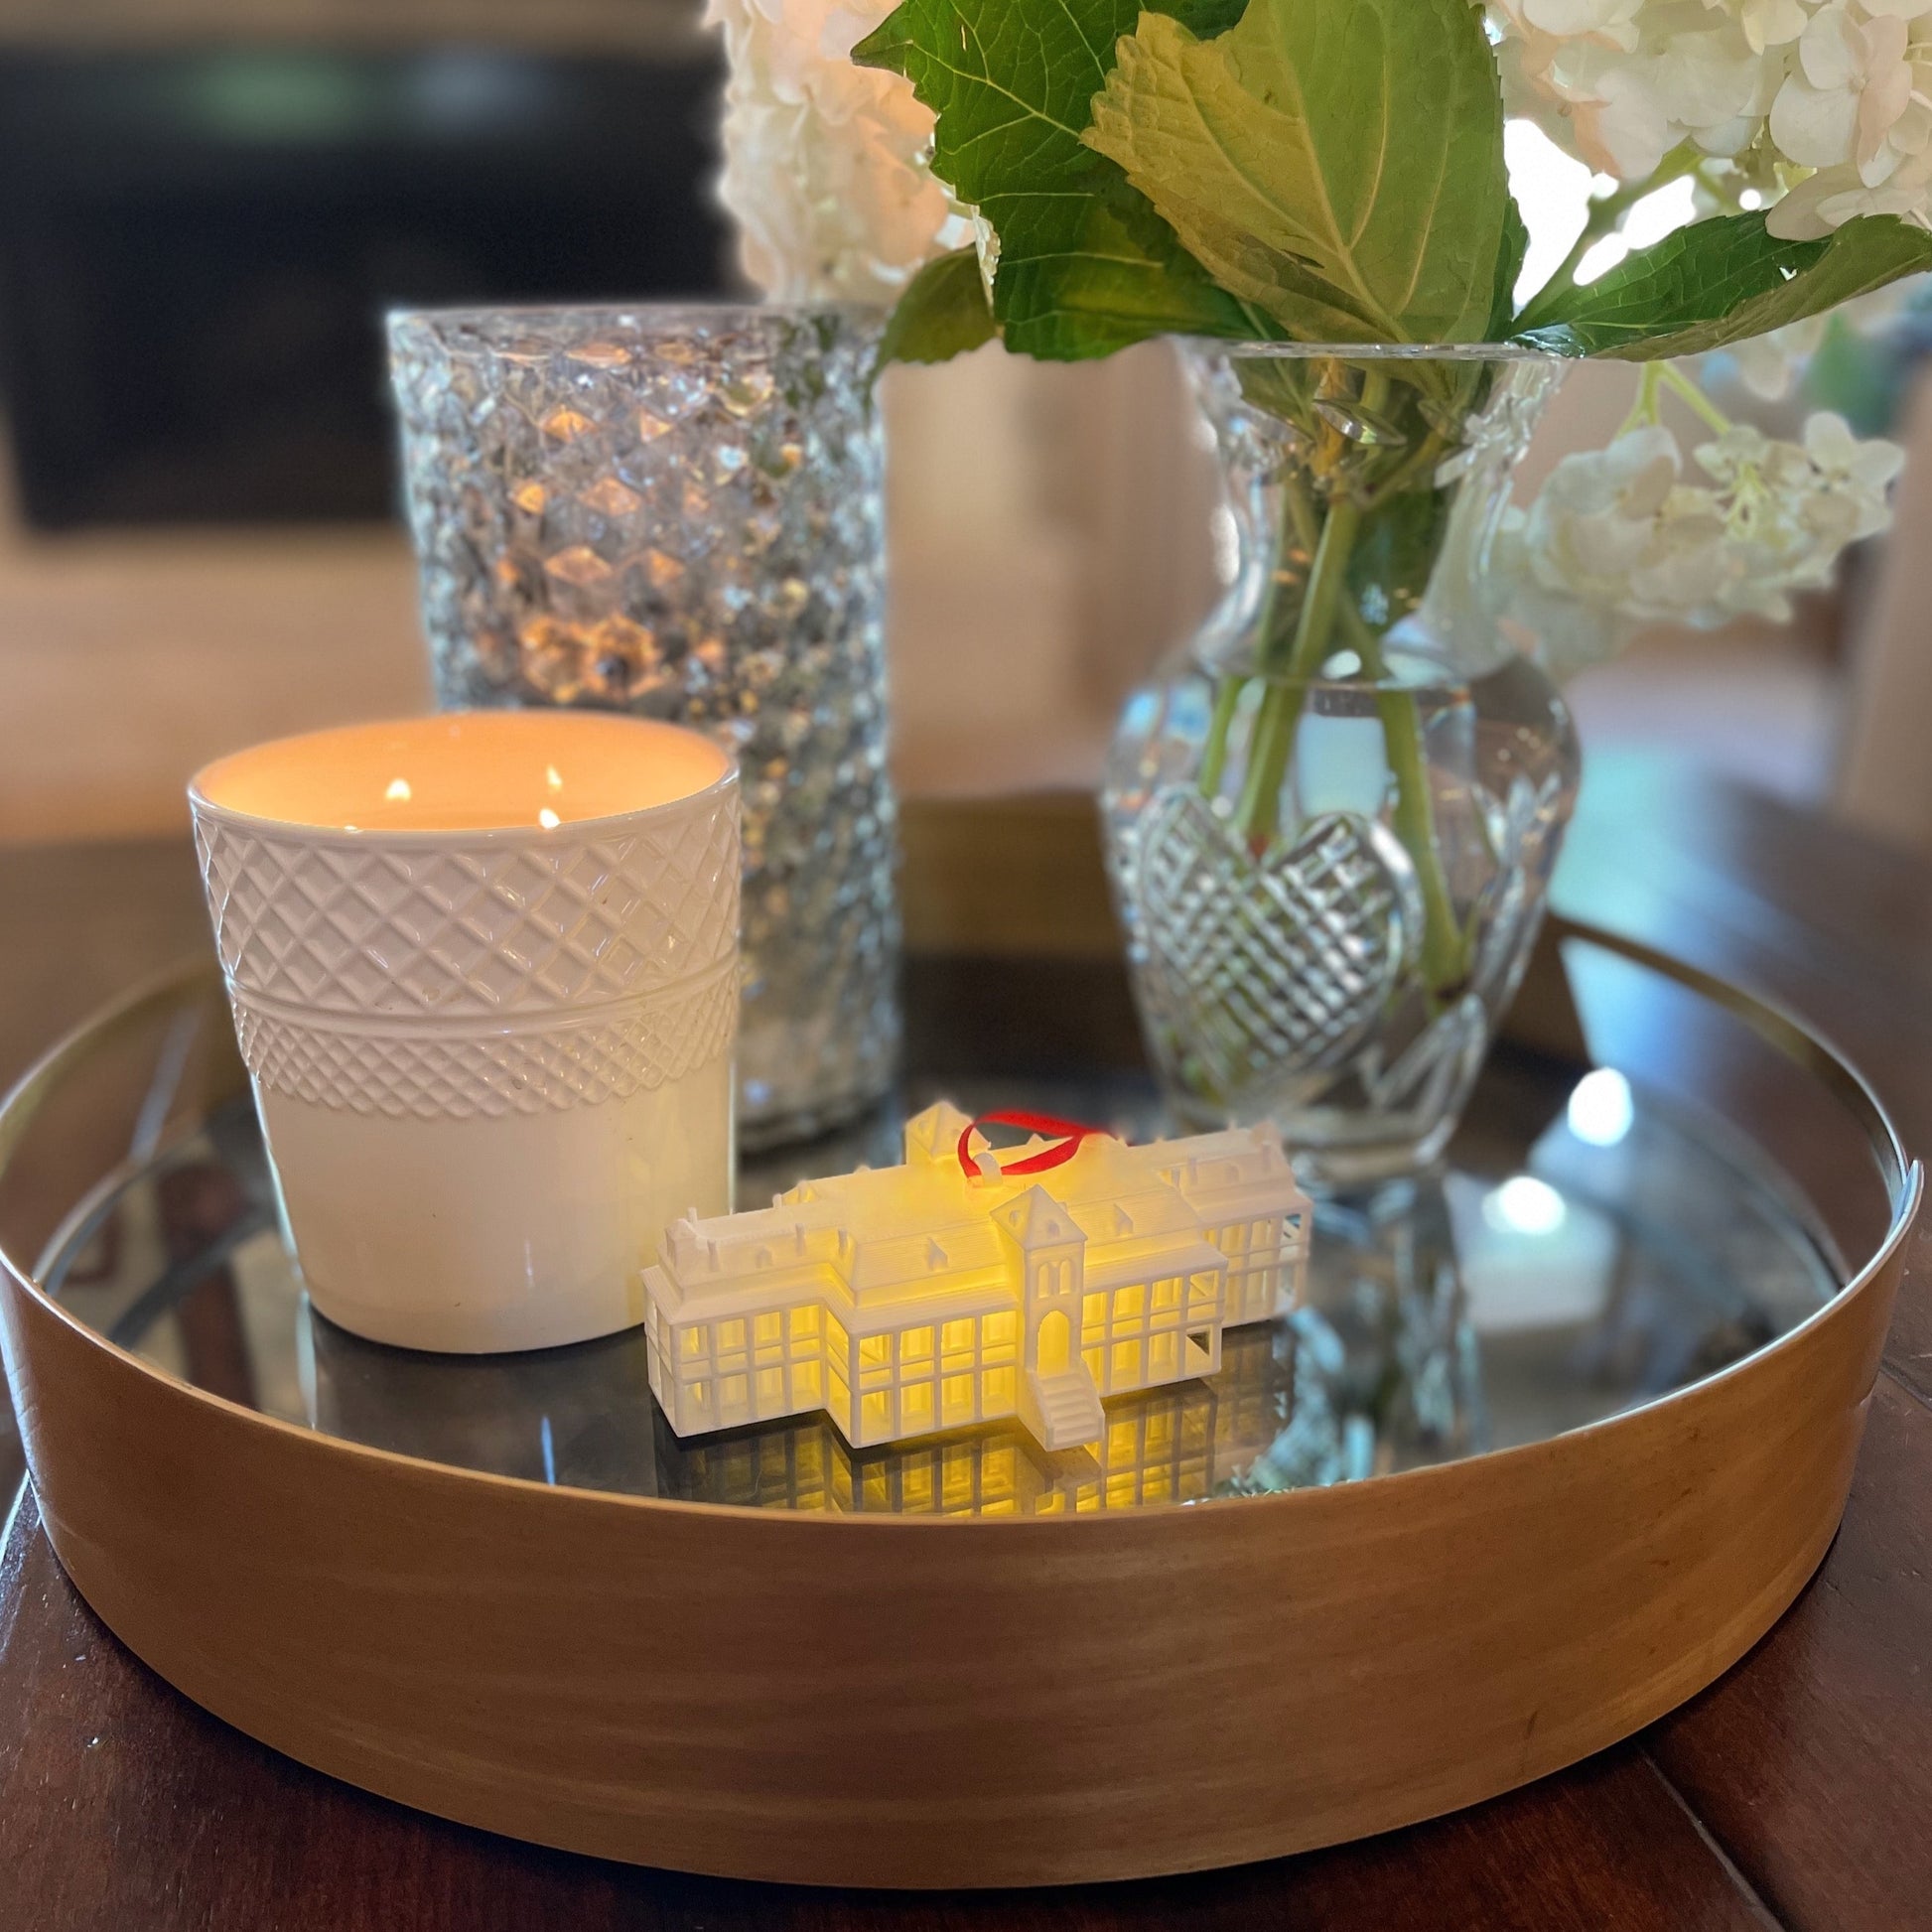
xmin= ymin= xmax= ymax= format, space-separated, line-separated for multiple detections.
xmin=1104 ymin=346 xmax=1581 ymax=1186
xmin=389 ymin=304 xmax=897 ymax=1147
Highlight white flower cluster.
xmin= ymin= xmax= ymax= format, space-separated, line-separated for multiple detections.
xmin=1500 ymin=411 xmax=1903 ymax=673
xmin=1491 ymin=0 xmax=1932 ymax=237
xmin=708 ymin=0 xmax=973 ymax=305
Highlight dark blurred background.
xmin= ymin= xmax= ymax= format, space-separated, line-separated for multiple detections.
xmin=0 ymin=38 xmax=727 ymax=527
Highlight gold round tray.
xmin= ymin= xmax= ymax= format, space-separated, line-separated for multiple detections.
xmin=0 ymin=922 xmax=1917 ymax=1888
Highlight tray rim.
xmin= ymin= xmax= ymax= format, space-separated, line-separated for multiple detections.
xmin=0 ymin=921 xmax=1920 ymax=1887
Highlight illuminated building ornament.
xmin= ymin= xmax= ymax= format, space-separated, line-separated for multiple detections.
xmin=644 ymin=1102 xmax=1311 ymax=1452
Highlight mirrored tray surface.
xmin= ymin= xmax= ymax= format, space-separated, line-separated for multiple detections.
xmin=39 ymin=1055 xmax=1842 ymax=1518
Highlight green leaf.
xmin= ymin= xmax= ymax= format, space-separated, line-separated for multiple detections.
xmin=876 ymin=249 xmax=998 ymax=365
xmin=1515 ymin=211 xmax=1932 ymax=359
xmin=1082 ymin=0 xmax=1512 ymax=344
xmin=1489 ymin=197 xmax=1529 ymax=341
xmin=992 ymin=170 xmax=1267 ymax=359
xmin=1514 ymin=211 xmax=1819 ymax=345
xmin=1142 ymin=202 xmax=1388 ymax=342
xmin=856 ymin=0 xmax=1262 ymax=359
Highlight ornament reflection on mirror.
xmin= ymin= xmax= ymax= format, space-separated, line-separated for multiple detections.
xmin=643 ymin=1101 xmax=1311 ymax=1453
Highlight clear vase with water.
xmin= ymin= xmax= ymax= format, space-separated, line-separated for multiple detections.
xmin=1104 ymin=345 xmax=1581 ymax=1185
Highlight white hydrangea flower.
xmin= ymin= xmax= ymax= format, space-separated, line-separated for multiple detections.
xmin=1522 ymin=424 xmax=1690 ymax=602
xmin=1494 ymin=0 xmax=1787 ymax=176
xmin=1724 ymin=0 xmax=1813 ymax=55
xmin=1797 ymin=407 xmax=1908 ymax=507
xmin=1562 ymin=59 xmax=1679 ymax=175
xmin=1765 ymin=152 xmax=1932 ymax=232
xmin=1493 ymin=0 xmax=1932 ymax=234
xmin=708 ymin=0 xmax=974 ymax=305
xmin=1507 ymin=412 xmax=1903 ymax=672
xmin=1768 ymin=5 xmax=1913 ymax=177
xmin=1488 ymin=509 xmax=1637 ymax=679
xmin=1521 ymin=0 xmax=1649 ymax=49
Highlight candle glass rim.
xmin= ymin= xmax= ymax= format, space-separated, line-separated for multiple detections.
xmin=385 ymin=299 xmax=886 ymax=341
xmin=188 ymin=712 xmax=738 ymax=846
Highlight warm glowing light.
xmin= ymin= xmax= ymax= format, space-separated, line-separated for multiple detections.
xmin=189 ymin=711 xmax=730 ymax=833
xmin=1483 ymin=1174 xmax=1568 ymax=1237
xmin=537 ymin=807 xmax=561 ymax=829
xmin=643 ymin=1102 xmax=1311 ymax=1453
xmin=1567 ymin=1068 xmax=1635 ymax=1148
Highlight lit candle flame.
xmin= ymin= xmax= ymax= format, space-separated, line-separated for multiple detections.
xmin=545 ymin=764 xmax=564 ymax=790
xmin=384 ymin=777 xmax=412 ymax=802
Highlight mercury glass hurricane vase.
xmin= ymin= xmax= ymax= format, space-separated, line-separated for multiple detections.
xmin=1104 ymin=345 xmax=1580 ymax=1186
xmin=388 ymin=304 xmax=897 ymax=1148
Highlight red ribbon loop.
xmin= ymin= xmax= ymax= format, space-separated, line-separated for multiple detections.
xmin=957 ymin=1110 xmax=1109 ymax=1180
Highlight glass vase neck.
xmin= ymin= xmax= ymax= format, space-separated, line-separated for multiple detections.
xmin=1182 ymin=346 xmax=1568 ymax=688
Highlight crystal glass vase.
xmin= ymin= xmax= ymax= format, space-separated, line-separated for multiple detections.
xmin=1104 ymin=345 xmax=1580 ymax=1186
xmin=388 ymin=304 xmax=897 ymax=1148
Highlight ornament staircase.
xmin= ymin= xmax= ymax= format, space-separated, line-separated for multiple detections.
xmin=1023 ymin=1364 xmax=1105 ymax=1453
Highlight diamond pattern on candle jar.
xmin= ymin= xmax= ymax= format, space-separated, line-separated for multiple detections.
xmin=193 ymin=786 xmax=740 ymax=1021
xmin=233 ymin=965 xmax=738 ymax=1118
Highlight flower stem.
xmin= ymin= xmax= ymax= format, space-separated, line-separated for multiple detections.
xmin=1383 ymin=692 xmax=1465 ymax=992
xmin=1618 ymin=362 xmax=1665 ymax=435
xmin=1190 ymin=356 xmax=1480 ymax=1014
xmin=1198 ymin=360 xmax=1461 ymax=989
xmin=1619 ymin=360 xmax=1732 ymax=442
xmin=1198 ymin=674 xmax=1244 ymax=795
xmin=1358 ymin=633 xmax=1466 ymax=996
xmin=1233 ymin=493 xmax=1363 ymax=847
xmin=1659 ymin=362 xmax=1733 ymax=436
xmin=1197 ymin=475 xmax=1320 ymax=800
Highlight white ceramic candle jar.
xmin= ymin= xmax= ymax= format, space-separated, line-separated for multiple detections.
xmin=190 ymin=712 xmax=739 ymax=1353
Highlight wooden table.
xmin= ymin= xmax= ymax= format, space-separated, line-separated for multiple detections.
xmin=4 ymin=760 xmax=1930 ymax=1931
